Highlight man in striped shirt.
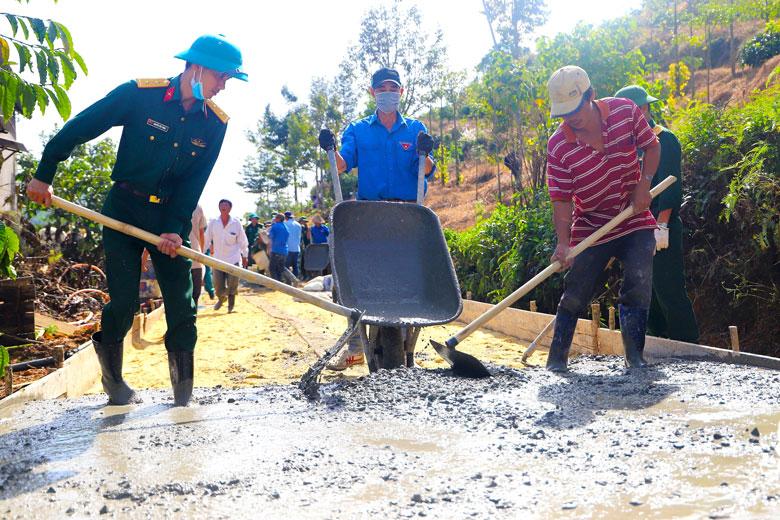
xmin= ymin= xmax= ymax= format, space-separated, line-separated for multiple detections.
xmin=545 ymin=66 xmax=661 ymax=372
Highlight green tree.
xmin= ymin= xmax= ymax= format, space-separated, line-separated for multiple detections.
xmin=16 ymin=135 xmax=114 ymax=263
xmin=0 ymin=2 xmax=87 ymax=121
xmin=345 ymin=0 xmax=447 ymax=116
xmin=481 ymin=0 xmax=548 ymax=58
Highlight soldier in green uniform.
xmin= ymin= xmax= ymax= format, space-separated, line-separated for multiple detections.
xmin=26 ymin=34 xmax=248 ymax=406
xmin=615 ymin=85 xmax=700 ymax=343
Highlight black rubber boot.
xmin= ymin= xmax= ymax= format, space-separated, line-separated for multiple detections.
xmin=92 ymin=332 xmax=141 ymax=405
xmin=168 ymin=350 xmax=194 ymax=406
xmin=619 ymin=305 xmax=649 ymax=369
xmin=546 ymin=310 xmax=578 ymax=373
xmin=227 ymin=295 xmax=236 ymax=313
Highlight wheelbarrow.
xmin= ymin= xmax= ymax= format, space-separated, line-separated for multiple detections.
xmin=325 ymin=145 xmax=463 ymax=371
xmin=303 ymin=243 xmax=330 ymax=277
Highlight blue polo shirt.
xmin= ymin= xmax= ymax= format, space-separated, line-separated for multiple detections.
xmin=269 ymin=222 xmax=289 ymax=255
xmin=340 ymin=112 xmax=435 ymax=201
xmin=310 ymin=224 xmax=329 ymax=244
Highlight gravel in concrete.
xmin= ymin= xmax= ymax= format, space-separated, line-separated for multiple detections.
xmin=1 ymin=357 xmax=778 ymax=519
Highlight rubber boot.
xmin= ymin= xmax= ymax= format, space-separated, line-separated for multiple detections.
xmin=168 ymin=350 xmax=194 ymax=406
xmin=227 ymin=295 xmax=236 ymax=313
xmin=619 ymin=305 xmax=649 ymax=369
xmin=92 ymin=332 xmax=141 ymax=405
xmin=214 ymin=297 xmax=225 ymax=311
xmin=546 ymin=310 xmax=578 ymax=373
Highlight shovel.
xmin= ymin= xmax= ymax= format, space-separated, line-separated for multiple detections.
xmin=431 ymin=175 xmax=677 ymax=376
xmin=49 ymin=195 xmax=362 ymax=399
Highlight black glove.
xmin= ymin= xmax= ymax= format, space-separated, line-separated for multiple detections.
xmin=318 ymin=128 xmax=336 ymax=151
xmin=416 ymin=131 xmax=434 ymax=155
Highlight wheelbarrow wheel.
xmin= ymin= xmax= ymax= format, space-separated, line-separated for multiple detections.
xmin=376 ymin=326 xmax=406 ymax=370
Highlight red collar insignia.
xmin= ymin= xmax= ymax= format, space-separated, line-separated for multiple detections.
xmin=400 ymin=142 xmax=411 ymax=151
xmin=163 ymin=86 xmax=175 ymax=103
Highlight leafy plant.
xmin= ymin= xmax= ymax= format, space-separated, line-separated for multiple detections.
xmin=0 ymin=6 xmax=87 ymax=120
xmin=0 ymin=220 xmax=20 ymax=279
xmin=740 ymin=22 xmax=780 ymax=67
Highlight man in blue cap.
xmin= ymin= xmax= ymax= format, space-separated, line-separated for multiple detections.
xmin=317 ymin=67 xmax=436 ymax=370
xmin=26 ymin=34 xmax=247 ymax=407
xmin=614 ymin=84 xmax=699 ymax=343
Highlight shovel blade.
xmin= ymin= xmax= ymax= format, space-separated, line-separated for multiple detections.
xmin=430 ymin=340 xmax=491 ymax=379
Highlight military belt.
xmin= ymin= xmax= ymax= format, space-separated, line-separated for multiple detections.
xmin=116 ymin=182 xmax=168 ymax=204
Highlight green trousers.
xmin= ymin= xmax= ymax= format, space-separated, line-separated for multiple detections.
xmin=647 ymin=216 xmax=700 ymax=343
xmin=100 ymin=186 xmax=196 ymax=352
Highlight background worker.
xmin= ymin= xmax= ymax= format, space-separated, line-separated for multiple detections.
xmin=614 ymin=85 xmax=700 ymax=343
xmin=268 ymin=213 xmax=289 ymax=282
xmin=283 ymin=210 xmax=302 ymax=278
xmin=26 ymin=33 xmax=247 ymax=407
xmin=317 ymin=66 xmax=435 ymax=370
xmin=545 ymin=66 xmax=660 ymax=372
xmin=189 ymin=204 xmax=207 ymax=308
xmin=308 ymin=214 xmax=329 ymax=244
xmin=244 ymin=213 xmax=261 ymax=266
xmin=205 ymin=199 xmax=249 ymax=313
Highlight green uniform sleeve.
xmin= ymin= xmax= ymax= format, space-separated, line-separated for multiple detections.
xmin=654 ymin=131 xmax=683 ymax=214
xmin=35 ymin=82 xmax=136 ymax=184
xmin=160 ymin=124 xmax=227 ymax=236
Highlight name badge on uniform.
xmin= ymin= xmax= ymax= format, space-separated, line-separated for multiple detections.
xmin=399 ymin=142 xmax=412 ymax=151
xmin=146 ymin=118 xmax=169 ymax=132
xmin=191 ymin=138 xmax=207 ymax=148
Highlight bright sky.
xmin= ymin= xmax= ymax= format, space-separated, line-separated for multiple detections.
xmin=14 ymin=0 xmax=639 ymax=220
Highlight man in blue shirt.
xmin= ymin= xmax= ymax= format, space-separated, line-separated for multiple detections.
xmin=283 ymin=210 xmax=303 ymax=277
xmin=319 ymin=67 xmax=436 ymax=201
xmin=317 ymin=67 xmax=435 ymax=370
xmin=308 ymin=214 xmax=329 ymax=244
xmin=267 ymin=213 xmax=289 ymax=283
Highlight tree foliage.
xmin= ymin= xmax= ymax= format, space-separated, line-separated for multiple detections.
xmin=344 ymin=0 xmax=447 ymax=116
xmin=16 ymin=135 xmax=115 ymax=264
xmin=0 ymin=2 xmax=87 ymax=121
xmin=481 ymin=0 xmax=548 ymax=58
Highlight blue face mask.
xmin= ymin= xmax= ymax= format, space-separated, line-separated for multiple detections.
xmin=190 ymin=67 xmax=204 ymax=100
xmin=375 ymin=91 xmax=401 ymax=114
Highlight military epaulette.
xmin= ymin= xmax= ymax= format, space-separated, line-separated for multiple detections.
xmin=136 ymin=78 xmax=170 ymax=88
xmin=206 ymin=99 xmax=229 ymax=124
xmin=652 ymin=125 xmax=666 ymax=135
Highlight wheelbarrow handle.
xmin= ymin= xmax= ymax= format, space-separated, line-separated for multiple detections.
xmin=326 ymin=148 xmax=343 ymax=204
xmin=50 ymin=196 xmax=358 ymax=320
xmin=446 ymin=175 xmax=678 ymax=348
xmin=416 ymin=153 xmax=426 ymax=206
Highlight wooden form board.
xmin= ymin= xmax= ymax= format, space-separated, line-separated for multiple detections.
xmin=0 ymin=337 xmax=101 ymax=415
xmin=459 ymin=300 xmax=780 ymax=371
xmin=0 ymin=276 xmax=35 ymax=337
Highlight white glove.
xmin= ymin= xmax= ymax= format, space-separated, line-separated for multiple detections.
xmin=654 ymin=226 xmax=669 ymax=252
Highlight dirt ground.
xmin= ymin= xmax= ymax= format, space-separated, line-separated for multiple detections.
xmin=86 ymin=285 xmax=546 ymax=394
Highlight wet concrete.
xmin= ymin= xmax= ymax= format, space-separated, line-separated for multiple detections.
xmin=1 ymin=357 xmax=778 ymax=519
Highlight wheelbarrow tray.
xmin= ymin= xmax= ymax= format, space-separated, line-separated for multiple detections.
xmin=330 ymin=201 xmax=462 ymax=327
xmin=303 ymin=243 xmax=330 ymax=271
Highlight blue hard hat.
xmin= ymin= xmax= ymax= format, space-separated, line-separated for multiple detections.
xmin=175 ymin=34 xmax=248 ymax=81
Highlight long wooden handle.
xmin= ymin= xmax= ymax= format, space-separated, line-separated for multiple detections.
xmin=416 ymin=154 xmax=426 ymax=205
xmin=446 ymin=175 xmax=677 ymax=347
xmin=51 ymin=196 xmax=356 ymax=319
xmin=327 ymin=148 xmax=343 ymax=204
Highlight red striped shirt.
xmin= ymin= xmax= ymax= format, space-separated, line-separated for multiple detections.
xmin=546 ymin=97 xmax=659 ymax=246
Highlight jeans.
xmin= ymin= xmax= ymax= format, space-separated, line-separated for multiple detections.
xmin=558 ymin=229 xmax=655 ymax=316
xmin=270 ymin=253 xmax=287 ymax=282
xmin=286 ymin=251 xmax=300 ymax=277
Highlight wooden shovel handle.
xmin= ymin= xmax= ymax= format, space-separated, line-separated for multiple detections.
xmin=50 ymin=196 xmax=357 ymax=319
xmin=447 ymin=175 xmax=677 ymax=347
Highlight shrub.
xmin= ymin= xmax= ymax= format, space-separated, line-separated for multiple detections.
xmin=740 ymin=24 xmax=780 ymax=68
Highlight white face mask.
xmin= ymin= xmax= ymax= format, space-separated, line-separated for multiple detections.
xmin=375 ymin=91 xmax=401 ymax=113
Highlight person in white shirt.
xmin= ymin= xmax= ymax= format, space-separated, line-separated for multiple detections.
xmin=189 ymin=204 xmax=207 ymax=307
xmin=205 ymin=199 xmax=249 ymax=313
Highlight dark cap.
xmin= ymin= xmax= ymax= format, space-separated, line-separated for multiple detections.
xmin=298 ymin=216 xmax=308 ymax=222
xmin=284 ymin=211 xmax=293 ymax=218
xmin=371 ymin=67 xmax=401 ymax=88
